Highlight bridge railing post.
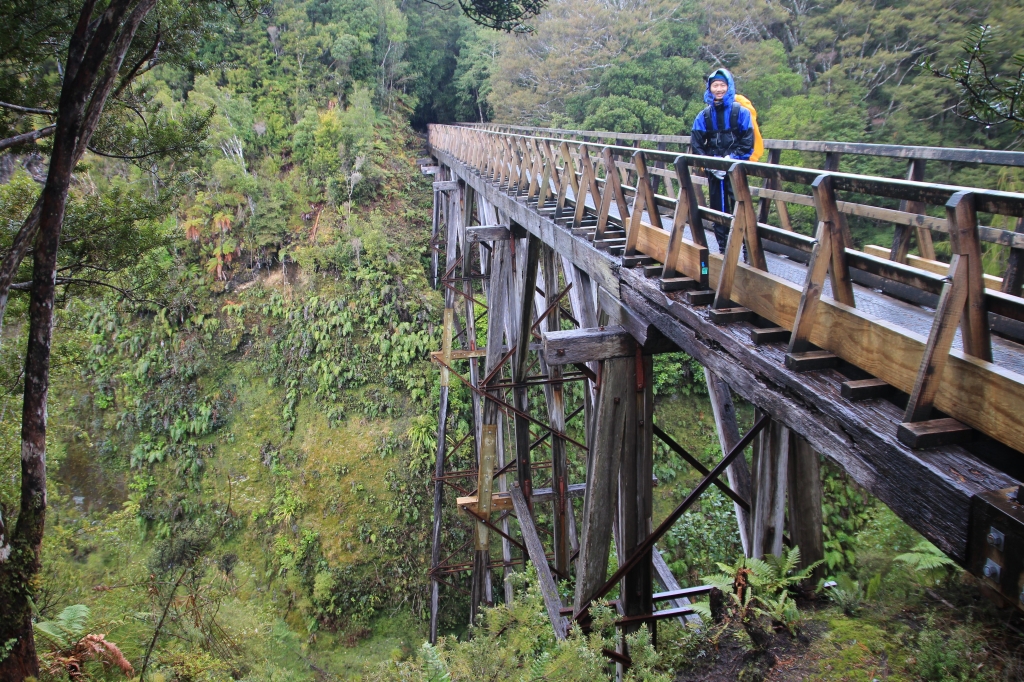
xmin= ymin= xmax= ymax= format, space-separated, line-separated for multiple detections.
xmin=623 ymin=151 xmax=661 ymax=261
xmin=555 ymin=141 xmax=577 ymax=222
xmin=599 ymin=147 xmax=631 ymax=236
xmin=946 ymin=191 xmax=992 ymax=361
xmin=785 ymin=175 xmax=854 ymax=362
xmin=729 ymin=164 xmax=768 ymax=271
xmin=575 ymin=145 xmax=602 ymax=230
xmin=898 ymin=253 xmax=972 ymax=447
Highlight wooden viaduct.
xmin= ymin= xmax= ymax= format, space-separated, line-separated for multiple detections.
xmin=420 ymin=122 xmax=1024 ymax=662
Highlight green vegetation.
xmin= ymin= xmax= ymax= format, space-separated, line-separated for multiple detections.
xmin=1 ymin=0 xmax=1023 ymax=679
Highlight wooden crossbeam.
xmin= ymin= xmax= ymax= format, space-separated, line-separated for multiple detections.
xmin=541 ymin=325 xmax=634 ymax=365
xmin=457 ymin=482 xmax=589 ymax=512
xmin=466 ymin=224 xmax=510 ymax=242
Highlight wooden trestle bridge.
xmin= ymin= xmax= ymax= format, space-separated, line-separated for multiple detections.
xmin=420 ymin=122 xmax=1024 ymax=660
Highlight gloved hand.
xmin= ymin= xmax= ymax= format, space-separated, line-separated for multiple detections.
xmin=710 ymin=169 xmax=727 ymax=180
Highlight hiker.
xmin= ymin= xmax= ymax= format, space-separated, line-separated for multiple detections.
xmin=690 ymin=68 xmax=757 ymax=253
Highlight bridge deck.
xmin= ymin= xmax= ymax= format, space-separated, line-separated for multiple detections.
xmin=595 ymin=194 xmax=1024 ymax=374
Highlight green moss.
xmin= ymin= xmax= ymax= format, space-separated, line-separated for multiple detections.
xmin=806 ymin=612 xmax=912 ymax=681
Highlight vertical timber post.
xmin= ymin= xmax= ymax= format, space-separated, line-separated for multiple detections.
xmin=787 ymin=434 xmax=825 ymax=585
xmin=619 ymin=351 xmax=654 ymax=644
xmin=540 ymin=246 xmax=571 ymax=575
xmin=513 ymin=234 xmax=542 ymax=506
xmin=574 ymin=357 xmax=631 ymax=613
xmin=704 ymin=368 xmax=752 ymax=555
xmin=751 ymin=419 xmax=789 ymax=558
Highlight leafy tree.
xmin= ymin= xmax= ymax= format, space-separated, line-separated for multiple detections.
xmin=924 ymin=25 xmax=1024 ymax=131
xmin=0 ymin=2 xmax=261 ymax=678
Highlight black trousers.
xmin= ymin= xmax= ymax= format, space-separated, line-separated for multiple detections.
xmin=708 ymin=173 xmax=735 ymax=253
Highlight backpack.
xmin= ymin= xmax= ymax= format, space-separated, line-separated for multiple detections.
xmin=701 ymin=95 xmax=764 ymax=162
xmin=735 ymin=94 xmax=764 ymax=163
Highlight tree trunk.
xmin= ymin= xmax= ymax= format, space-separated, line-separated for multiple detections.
xmin=0 ymin=1 xmax=147 ymax=677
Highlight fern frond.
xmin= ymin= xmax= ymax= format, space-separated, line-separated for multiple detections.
xmin=33 ymin=621 xmax=70 ymax=649
xmin=689 ymin=602 xmax=712 ymax=623
xmin=56 ymin=604 xmax=91 ymax=638
xmin=420 ymin=642 xmax=451 ymax=682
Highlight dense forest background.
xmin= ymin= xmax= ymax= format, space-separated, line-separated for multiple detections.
xmin=0 ymin=0 xmax=1022 ymax=679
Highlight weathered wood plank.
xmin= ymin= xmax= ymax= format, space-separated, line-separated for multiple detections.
xmin=574 ymin=357 xmax=631 ymax=612
xmin=542 ymin=325 xmax=635 ymax=364
xmin=467 ymin=225 xmax=511 ymax=242
xmin=787 ymin=434 xmax=824 ymax=583
xmin=511 ymin=484 xmax=568 ymax=639
xmin=903 ymin=254 xmax=970 ymax=424
xmin=751 ymin=419 xmax=789 ymax=558
xmin=705 ymin=368 xmax=753 ymax=556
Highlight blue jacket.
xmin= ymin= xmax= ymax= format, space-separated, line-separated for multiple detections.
xmin=690 ymin=69 xmax=754 ymax=161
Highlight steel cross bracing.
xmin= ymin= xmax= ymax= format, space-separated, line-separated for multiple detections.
xmin=421 ymin=126 xmax=1024 ymax=661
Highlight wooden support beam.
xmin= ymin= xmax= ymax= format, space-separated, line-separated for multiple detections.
xmin=513 ymin=234 xmax=542 ymax=505
xmin=890 ymin=159 xmax=934 ymax=262
xmin=511 ymin=484 xmax=568 ymax=639
xmin=467 ymin=225 xmax=510 ymax=242
xmin=788 ymin=211 xmax=841 ymax=355
xmin=750 ymin=327 xmax=790 ymax=344
xmin=434 ymin=180 xmax=459 ymax=191
xmin=751 ymin=418 xmax=789 ymax=558
xmin=786 ymin=434 xmax=824 ymax=584
xmin=619 ymin=354 xmax=654 ymax=636
xmin=841 ymin=378 xmax=892 ymax=401
xmin=574 ymin=357 xmax=631 ymax=613
xmin=542 ymin=325 xmax=635 ymax=365
xmin=711 ymin=177 xmax=749 ymax=309
xmin=898 ymin=418 xmax=974 ymax=449
xmin=899 ymin=254 xmax=972 ymax=447
xmin=812 ymin=174 xmax=856 ymax=307
xmin=785 ymin=350 xmax=839 ymax=372
xmin=704 ymin=369 xmax=753 ymax=556
xmin=472 ymin=238 xmax=514 ymax=618
xmin=603 ymin=147 xmax=631 ymax=228
xmin=730 ymin=164 xmax=768 ymax=271
xmin=674 ymin=156 xmax=708 ymax=248
xmin=540 ymin=247 xmax=571 ymax=576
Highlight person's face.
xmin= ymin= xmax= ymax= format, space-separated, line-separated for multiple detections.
xmin=710 ymin=79 xmax=728 ymax=101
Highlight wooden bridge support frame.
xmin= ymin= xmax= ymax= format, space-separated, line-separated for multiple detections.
xmin=427 ymin=149 xmax=825 ymax=645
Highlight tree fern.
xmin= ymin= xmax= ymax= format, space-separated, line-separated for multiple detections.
xmin=34 ymin=604 xmax=91 ymax=649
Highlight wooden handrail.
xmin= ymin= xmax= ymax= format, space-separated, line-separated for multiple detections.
xmin=461 ymin=122 xmax=1024 ymax=167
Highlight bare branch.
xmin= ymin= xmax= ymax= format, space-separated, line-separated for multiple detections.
xmin=0 ymin=101 xmax=55 ymax=116
xmin=0 ymin=126 xmax=56 ymax=153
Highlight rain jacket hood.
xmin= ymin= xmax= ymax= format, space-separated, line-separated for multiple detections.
xmin=703 ymin=68 xmax=736 ymax=108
